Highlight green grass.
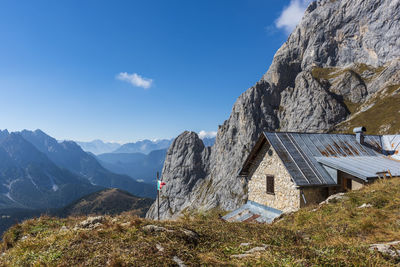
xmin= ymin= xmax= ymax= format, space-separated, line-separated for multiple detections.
xmin=343 ymin=100 xmax=361 ymax=114
xmin=310 ymin=63 xmax=400 ymax=135
xmin=311 ymin=63 xmax=386 ymax=83
xmin=311 ymin=67 xmax=342 ymax=81
xmin=335 ymin=84 xmax=400 ymax=134
xmin=3 ymin=179 xmax=400 ymax=266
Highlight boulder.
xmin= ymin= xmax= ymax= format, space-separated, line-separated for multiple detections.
xmin=369 ymin=241 xmax=400 ymax=258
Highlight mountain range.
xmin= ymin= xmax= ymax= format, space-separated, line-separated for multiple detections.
xmin=77 ymin=138 xmax=173 ymax=155
xmin=0 ymin=130 xmax=100 ymax=210
xmin=0 ymin=129 xmax=155 ymax=212
xmin=146 ymin=0 xmax=400 ymax=219
xmin=96 ymin=137 xmax=215 ymax=184
xmin=75 ymin=140 xmax=121 ymax=155
xmin=114 ymin=139 xmax=173 ymax=154
xmin=97 ymin=149 xmax=167 ymax=184
xmin=77 ymin=136 xmax=216 ymax=155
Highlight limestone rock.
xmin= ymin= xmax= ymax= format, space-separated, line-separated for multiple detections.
xmin=319 ymin=193 xmax=348 ymax=205
xmin=358 ymin=203 xmax=372 ymax=209
xmin=156 ymin=243 xmax=164 ymax=252
xmin=278 ymin=71 xmax=348 ymax=132
xmin=369 ymin=241 xmax=400 ymax=258
xmin=120 ymin=222 xmax=131 ymax=227
xmin=75 ymin=216 xmax=105 ymax=230
xmin=230 ymin=244 xmax=269 ymax=258
xmin=172 ymin=256 xmax=187 ymax=267
xmin=180 ymin=229 xmax=200 ymax=244
xmin=246 ymin=246 xmax=269 ymax=254
xmin=146 ymin=131 xmax=211 ymax=219
xmin=330 ymin=70 xmax=367 ymax=103
xmin=147 ymin=0 xmax=400 ymax=219
xmin=142 ymin=225 xmax=172 ymax=233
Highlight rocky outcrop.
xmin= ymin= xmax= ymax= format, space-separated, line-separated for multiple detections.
xmin=278 ymin=71 xmax=348 ymax=132
xmin=147 ymin=0 xmax=400 ymax=219
xmin=146 ymin=132 xmax=211 ymax=219
xmin=329 ymin=70 xmax=367 ymax=103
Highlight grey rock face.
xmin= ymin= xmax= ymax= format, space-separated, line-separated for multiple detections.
xmin=146 ymin=131 xmax=211 ymax=219
xmin=275 ymin=0 xmax=400 ymax=70
xmin=147 ymin=0 xmax=400 ymax=219
xmin=330 ymin=70 xmax=367 ymax=103
xmin=278 ymin=71 xmax=348 ymax=132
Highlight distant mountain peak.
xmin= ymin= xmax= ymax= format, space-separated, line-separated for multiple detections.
xmin=76 ymin=140 xmax=122 ymax=155
xmin=112 ymin=139 xmax=174 ymax=154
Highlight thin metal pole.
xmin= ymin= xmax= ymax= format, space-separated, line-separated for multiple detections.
xmin=157 ymin=171 xmax=160 ymax=221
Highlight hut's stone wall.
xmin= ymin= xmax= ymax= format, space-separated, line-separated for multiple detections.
xmin=247 ymin=143 xmax=300 ymax=212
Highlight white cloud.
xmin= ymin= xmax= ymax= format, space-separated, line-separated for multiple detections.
xmin=198 ymin=130 xmax=217 ymax=139
xmin=116 ymin=72 xmax=153 ymax=89
xmin=275 ymin=0 xmax=312 ymax=34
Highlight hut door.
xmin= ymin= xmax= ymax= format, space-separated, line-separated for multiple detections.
xmin=343 ymin=178 xmax=352 ymax=191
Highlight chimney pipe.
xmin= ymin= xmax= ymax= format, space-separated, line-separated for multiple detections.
xmin=353 ymin=127 xmax=366 ymax=144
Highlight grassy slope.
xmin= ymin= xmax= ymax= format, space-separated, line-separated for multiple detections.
xmin=311 ymin=64 xmax=400 ymax=135
xmin=334 ymin=84 xmax=400 ymax=134
xmin=57 ymin=188 xmax=153 ymax=218
xmin=2 ymin=179 xmax=400 ymax=266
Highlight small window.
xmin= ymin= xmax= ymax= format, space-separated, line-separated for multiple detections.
xmin=266 ymin=175 xmax=274 ymax=194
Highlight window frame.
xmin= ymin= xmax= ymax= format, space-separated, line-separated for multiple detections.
xmin=266 ymin=175 xmax=275 ymax=195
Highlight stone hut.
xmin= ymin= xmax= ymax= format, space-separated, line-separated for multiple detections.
xmin=223 ymin=129 xmax=400 ymax=222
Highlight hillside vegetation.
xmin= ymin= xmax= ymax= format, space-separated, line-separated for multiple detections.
xmin=334 ymin=83 xmax=400 ymax=134
xmin=311 ymin=64 xmax=400 ymax=135
xmin=57 ymin=188 xmax=153 ymax=218
xmin=2 ymin=179 xmax=400 ymax=266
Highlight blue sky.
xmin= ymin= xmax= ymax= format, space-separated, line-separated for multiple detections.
xmin=0 ymin=0 xmax=310 ymax=143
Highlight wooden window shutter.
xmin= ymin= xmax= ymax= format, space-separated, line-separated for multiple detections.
xmin=266 ymin=175 xmax=274 ymax=194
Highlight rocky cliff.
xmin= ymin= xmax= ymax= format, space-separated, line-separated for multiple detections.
xmin=147 ymin=0 xmax=400 ymax=219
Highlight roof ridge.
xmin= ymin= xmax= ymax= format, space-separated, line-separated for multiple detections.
xmin=263 ymin=131 xmax=384 ymax=137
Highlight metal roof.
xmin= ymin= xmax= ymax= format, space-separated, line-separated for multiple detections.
xmin=222 ymin=200 xmax=282 ymax=223
xmin=239 ymin=132 xmax=400 ymax=187
xmin=316 ymin=156 xmax=400 ymax=181
xmin=264 ymin=132 xmax=383 ymax=186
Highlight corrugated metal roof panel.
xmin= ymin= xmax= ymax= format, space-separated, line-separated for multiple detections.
xmin=265 ymin=132 xmax=310 ymax=186
xmin=279 ymin=133 xmax=318 ymax=184
xmin=264 ymin=132 xmax=385 ymax=186
xmin=222 ymin=201 xmax=282 ymax=223
xmin=316 ymin=156 xmax=400 ymax=180
xmin=291 ymin=133 xmax=335 ymax=184
xmin=240 ymin=132 xmax=400 ymax=187
xmin=292 ymin=134 xmax=336 ymax=184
